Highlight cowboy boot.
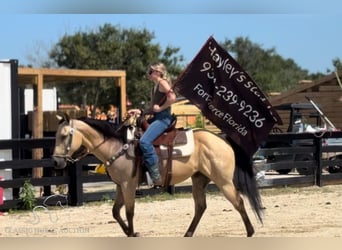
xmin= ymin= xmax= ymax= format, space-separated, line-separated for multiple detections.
xmin=147 ymin=163 xmax=163 ymax=187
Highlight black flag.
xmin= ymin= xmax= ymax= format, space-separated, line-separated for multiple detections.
xmin=174 ymin=36 xmax=281 ymax=157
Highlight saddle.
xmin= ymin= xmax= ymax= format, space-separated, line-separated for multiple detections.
xmin=128 ymin=115 xmax=194 ymax=188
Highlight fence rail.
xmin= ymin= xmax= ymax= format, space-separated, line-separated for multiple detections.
xmin=1 ymin=131 xmax=342 ymax=210
xmin=253 ymin=131 xmax=342 ymax=187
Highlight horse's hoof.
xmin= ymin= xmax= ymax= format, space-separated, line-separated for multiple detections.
xmin=133 ymin=232 xmax=140 ymax=237
xmin=247 ymin=229 xmax=255 ymax=237
xmin=184 ymin=232 xmax=193 ymax=237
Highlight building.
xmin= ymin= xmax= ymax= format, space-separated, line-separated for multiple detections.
xmin=269 ymin=70 xmax=342 ymax=131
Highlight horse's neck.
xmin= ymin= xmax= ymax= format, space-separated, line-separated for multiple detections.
xmin=73 ymin=120 xmax=101 ymax=147
xmin=74 ymin=120 xmax=122 ymax=162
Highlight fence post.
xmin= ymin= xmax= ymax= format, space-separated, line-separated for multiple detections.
xmin=42 ymin=166 xmax=52 ymax=196
xmin=68 ymin=162 xmax=83 ymax=206
xmin=314 ymin=137 xmax=323 ymax=187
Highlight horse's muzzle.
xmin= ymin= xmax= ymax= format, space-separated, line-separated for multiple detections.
xmin=53 ymin=156 xmax=67 ymax=169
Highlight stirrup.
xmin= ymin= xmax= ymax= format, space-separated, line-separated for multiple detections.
xmin=152 ymin=176 xmax=163 ymax=188
xmin=153 ymin=184 xmax=162 ymax=189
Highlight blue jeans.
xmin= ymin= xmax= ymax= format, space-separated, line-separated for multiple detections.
xmin=139 ymin=111 xmax=173 ymax=180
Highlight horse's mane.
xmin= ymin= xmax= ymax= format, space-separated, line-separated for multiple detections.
xmin=78 ymin=117 xmax=124 ymax=139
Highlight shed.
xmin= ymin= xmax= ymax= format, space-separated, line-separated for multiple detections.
xmin=18 ymin=67 xmax=126 ymax=177
xmin=269 ymin=70 xmax=342 ymax=131
xmin=18 ymin=67 xmax=126 ymax=139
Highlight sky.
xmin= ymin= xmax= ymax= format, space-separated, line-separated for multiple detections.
xmin=1 ymin=1 xmax=342 ymax=74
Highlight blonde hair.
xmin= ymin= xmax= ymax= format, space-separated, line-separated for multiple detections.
xmin=149 ymin=62 xmax=172 ymax=83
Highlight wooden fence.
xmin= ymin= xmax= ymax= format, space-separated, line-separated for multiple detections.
xmin=0 ymin=138 xmax=106 ymax=210
xmin=254 ymin=131 xmax=342 ymax=187
xmin=1 ymin=131 xmax=342 ymax=211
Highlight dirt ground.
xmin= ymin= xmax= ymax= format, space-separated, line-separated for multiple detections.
xmin=1 ymin=184 xmax=341 ymax=237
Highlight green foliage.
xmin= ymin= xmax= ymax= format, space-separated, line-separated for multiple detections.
xmin=101 ymin=194 xmax=111 ymax=202
xmin=332 ymin=58 xmax=342 ymax=72
xmin=48 ymin=23 xmax=184 ymax=111
xmin=136 ymin=192 xmax=189 ymax=203
xmin=35 ymin=24 xmax=341 ymax=111
xmin=194 ymin=114 xmax=204 ymax=128
xmin=19 ymin=180 xmax=36 ymax=210
xmin=221 ymin=37 xmax=319 ymax=93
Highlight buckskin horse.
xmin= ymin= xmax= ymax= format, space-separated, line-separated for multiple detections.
xmin=52 ymin=113 xmax=263 ymax=237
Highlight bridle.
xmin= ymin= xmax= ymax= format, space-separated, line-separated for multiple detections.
xmin=53 ymin=120 xmax=106 ymax=163
xmin=53 ymin=119 xmax=131 ymax=166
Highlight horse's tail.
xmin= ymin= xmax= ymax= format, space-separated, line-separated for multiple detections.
xmin=227 ymin=138 xmax=264 ymax=223
xmin=234 ymin=163 xmax=263 ymax=223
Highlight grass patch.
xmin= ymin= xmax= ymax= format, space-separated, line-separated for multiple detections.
xmin=61 ymin=185 xmax=342 ymax=208
xmin=259 ymin=185 xmax=337 ymax=197
xmin=136 ymin=191 xmax=192 ymax=203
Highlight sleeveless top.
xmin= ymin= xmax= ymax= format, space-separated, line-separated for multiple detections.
xmin=151 ymin=86 xmax=171 ymax=115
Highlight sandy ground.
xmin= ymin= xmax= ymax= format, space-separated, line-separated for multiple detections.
xmin=1 ymin=184 xmax=341 ymax=237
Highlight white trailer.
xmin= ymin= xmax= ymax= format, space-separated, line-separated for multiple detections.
xmin=0 ymin=60 xmax=17 ymax=200
xmin=24 ymin=87 xmax=57 ymax=114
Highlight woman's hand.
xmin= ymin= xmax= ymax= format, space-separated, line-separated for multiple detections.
xmin=127 ymin=109 xmax=142 ymax=116
xmin=152 ymin=104 xmax=161 ymax=113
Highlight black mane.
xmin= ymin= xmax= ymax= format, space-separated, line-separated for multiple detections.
xmin=78 ymin=117 xmax=125 ymax=139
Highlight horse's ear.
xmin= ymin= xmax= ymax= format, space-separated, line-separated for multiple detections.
xmin=56 ymin=112 xmax=70 ymax=124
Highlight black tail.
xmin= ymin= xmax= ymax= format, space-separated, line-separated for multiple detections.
xmin=226 ymin=137 xmax=264 ymax=223
xmin=234 ymin=163 xmax=263 ymax=223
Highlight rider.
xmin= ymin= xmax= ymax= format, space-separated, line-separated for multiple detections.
xmin=128 ymin=62 xmax=176 ymax=187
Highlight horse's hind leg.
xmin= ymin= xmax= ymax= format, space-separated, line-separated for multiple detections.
xmin=220 ymin=183 xmax=254 ymax=237
xmin=184 ymin=172 xmax=211 ymax=237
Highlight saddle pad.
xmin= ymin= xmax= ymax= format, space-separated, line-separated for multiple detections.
xmin=159 ymin=128 xmax=194 ymax=158
xmin=126 ymin=128 xmax=194 ymax=159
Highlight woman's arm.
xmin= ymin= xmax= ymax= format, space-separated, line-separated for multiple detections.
xmin=152 ymin=79 xmax=176 ymax=112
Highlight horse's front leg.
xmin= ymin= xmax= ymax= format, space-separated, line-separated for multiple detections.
xmin=112 ymin=184 xmax=139 ymax=237
xmin=112 ymin=185 xmax=130 ymax=235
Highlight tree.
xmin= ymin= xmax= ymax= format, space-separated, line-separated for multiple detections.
xmin=221 ymin=37 xmax=318 ymax=93
xmin=332 ymin=58 xmax=342 ymax=71
xmin=48 ymin=23 xmax=184 ymax=114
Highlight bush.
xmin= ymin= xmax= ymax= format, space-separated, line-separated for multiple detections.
xmin=194 ymin=114 xmax=204 ymax=128
xmin=19 ymin=180 xmax=36 ymax=210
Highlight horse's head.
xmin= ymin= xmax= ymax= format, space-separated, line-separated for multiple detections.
xmin=52 ymin=113 xmax=87 ymax=169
